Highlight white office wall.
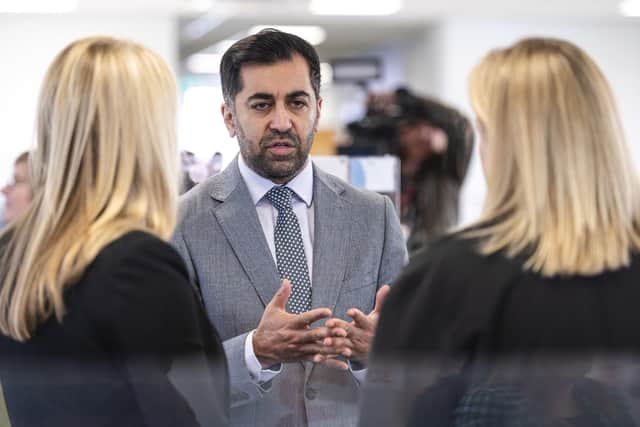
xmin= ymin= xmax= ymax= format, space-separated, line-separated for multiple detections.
xmin=0 ymin=14 xmax=176 ymax=183
xmin=406 ymin=18 xmax=640 ymax=224
xmin=403 ymin=24 xmax=445 ymax=98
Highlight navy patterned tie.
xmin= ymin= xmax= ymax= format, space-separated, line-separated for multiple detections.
xmin=265 ymin=186 xmax=312 ymax=314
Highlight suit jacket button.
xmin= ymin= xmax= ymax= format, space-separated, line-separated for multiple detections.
xmin=305 ymin=387 xmax=317 ymax=400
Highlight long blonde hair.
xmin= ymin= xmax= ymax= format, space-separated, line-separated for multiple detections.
xmin=467 ymin=37 xmax=640 ymax=277
xmin=0 ymin=36 xmax=179 ymax=341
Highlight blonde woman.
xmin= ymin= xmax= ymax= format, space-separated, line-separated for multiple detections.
xmin=0 ymin=37 xmax=228 ymax=426
xmin=361 ymin=38 xmax=640 ymax=426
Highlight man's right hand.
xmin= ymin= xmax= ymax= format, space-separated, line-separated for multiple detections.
xmin=252 ymin=279 xmax=336 ymax=368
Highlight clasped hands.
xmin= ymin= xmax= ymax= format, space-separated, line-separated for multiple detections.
xmin=253 ymin=279 xmax=390 ymax=371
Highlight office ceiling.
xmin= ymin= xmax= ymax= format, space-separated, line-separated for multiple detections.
xmin=74 ymin=0 xmax=627 ymax=17
xmin=70 ymin=0 xmax=633 ymax=59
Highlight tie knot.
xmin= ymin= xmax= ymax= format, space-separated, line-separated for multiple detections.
xmin=265 ymin=186 xmax=293 ymax=212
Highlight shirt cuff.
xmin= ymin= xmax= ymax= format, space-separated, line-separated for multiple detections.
xmin=348 ymin=360 xmax=368 ymax=384
xmin=244 ymin=330 xmax=283 ymax=384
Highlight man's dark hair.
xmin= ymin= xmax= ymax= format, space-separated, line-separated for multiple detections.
xmin=220 ymin=28 xmax=321 ymax=106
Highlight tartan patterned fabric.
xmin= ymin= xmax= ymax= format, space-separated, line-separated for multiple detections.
xmin=453 ymin=386 xmax=539 ymax=427
xmin=452 ymin=380 xmax=636 ymax=427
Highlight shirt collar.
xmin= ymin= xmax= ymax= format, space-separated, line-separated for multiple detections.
xmin=238 ymin=154 xmax=314 ymax=207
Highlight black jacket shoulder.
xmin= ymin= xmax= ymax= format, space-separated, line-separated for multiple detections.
xmin=374 ymin=233 xmax=522 ymax=356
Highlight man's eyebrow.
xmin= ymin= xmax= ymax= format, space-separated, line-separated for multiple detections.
xmin=286 ymin=90 xmax=311 ymax=99
xmin=246 ymin=93 xmax=275 ymax=102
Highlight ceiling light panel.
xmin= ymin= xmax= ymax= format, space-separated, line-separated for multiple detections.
xmin=620 ymin=0 xmax=640 ymax=16
xmin=309 ymin=0 xmax=402 ymax=16
xmin=0 ymin=0 xmax=77 ymax=13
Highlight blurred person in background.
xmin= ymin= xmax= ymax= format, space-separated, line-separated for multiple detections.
xmin=360 ymin=38 xmax=640 ymax=426
xmin=179 ymin=151 xmax=225 ymax=195
xmin=207 ymin=151 xmax=224 ymax=176
xmin=347 ymin=88 xmax=474 ymax=254
xmin=0 ymin=37 xmax=228 ymax=427
xmin=180 ymin=150 xmax=199 ymax=194
xmin=1 ymin=152 xmax=32 ymax=227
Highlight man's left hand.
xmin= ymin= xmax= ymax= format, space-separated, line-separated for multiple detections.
xmin=320 ymin=284 xmax=391 ymax=365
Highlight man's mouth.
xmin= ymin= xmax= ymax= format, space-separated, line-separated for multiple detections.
xmin=264 ymin=139 xmax=296 ymax=156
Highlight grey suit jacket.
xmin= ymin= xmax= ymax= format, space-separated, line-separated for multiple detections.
xmin=172 ymin=159 xmax=407 ymax=427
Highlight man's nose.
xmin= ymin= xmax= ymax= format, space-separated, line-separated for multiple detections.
xmin=269 ymin=103 xmax=292 ymax=133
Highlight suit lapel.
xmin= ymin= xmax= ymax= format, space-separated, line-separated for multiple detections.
xmin=306 ymin=166 xmax=352 ymax=381
xmin=311 ymin=166 xmax=351 ymax=313
xmin=210 ymin=160 xmax=280 ymax=308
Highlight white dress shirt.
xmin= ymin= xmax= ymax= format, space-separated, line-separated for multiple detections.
xmin=237 ymin=155 xmax=366 ymax=385
xmin=238 ymin=154 xmax=315 ymax=277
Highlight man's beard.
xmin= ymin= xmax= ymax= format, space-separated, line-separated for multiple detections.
xmin=236 ymin=121 xmax=316 ymax=183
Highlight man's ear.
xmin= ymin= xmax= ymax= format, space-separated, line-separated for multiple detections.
xmin=221 ymin=103 xmax=236 ymax=137
xmin=314 ymin=97 xmax=323 ymax=132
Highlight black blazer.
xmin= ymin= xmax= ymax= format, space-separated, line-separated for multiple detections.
xmin=361 ymin=233 xmax=640 ymax=427
xmin=0 ymin=231 xmax=229 ymax=427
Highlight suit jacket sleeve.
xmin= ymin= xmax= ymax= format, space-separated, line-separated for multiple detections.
xmin=346 ymin=195 xmax=407 ymax=384
xmin=171 ymin=227 xmax=198 ymax=284
xmin=359 ymin=245 xmax=444 ymax=427
xmin=171 ymin=229 xmax=272 ymax=408
xmin=377 ymin=195 xmax=409 ymax=286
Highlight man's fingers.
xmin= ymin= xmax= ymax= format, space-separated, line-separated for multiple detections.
xmin=347 ymin=308 xmax=371 ymax=327
xmin=269 ymin=279 xmax=291 ymax=311
xmin=325 ymin=318 xmax=350 ymax=331
xmin=373 ymin=284 xmax=391 ymax=314
xmin=328 ymin=326 xmax=348 ymax=338
xmin=296 ymin=326 xmax=330 ymax=343
xmin=291 ymin=307 xmax=332 ymax=328
xmin=312 ymin=353 xmax=350 ymax=370
xmin=319 ymin=357 xmax=349 ymax=371
xmin=323 ymin=337 xmax=354 ymax=356
xmin=322 ymin=336 xmax=352 ymax=348
xmin=297 ymin=343 xmax=335 ymax=355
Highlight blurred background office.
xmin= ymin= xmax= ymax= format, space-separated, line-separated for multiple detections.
xmin=1 ymin=0 xmax=639 ymax=233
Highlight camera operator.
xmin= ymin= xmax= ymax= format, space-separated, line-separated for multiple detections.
xmin=347 ymin=87 xmax=474 ymax=254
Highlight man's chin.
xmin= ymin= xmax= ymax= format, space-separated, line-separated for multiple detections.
xmin=265 ymin=168 xmax=298 ymax=181
xmin=248 ymin=153 xmax=307 ymax=182
xmin=262 ymin=161 xmax=302 ymax=182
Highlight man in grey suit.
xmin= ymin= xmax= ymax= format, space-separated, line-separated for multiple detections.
xmin=172 ymin=29 xmax=407 ymax=427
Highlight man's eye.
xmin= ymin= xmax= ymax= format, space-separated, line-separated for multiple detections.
xmin=251 ymin=102 xmax=271 ymax=111
xmin=290 ymin=100 xmax=308 ymax=109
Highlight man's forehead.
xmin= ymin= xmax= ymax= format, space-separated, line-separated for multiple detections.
xmin=236 ymin=55 xmax=314 ymax=99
